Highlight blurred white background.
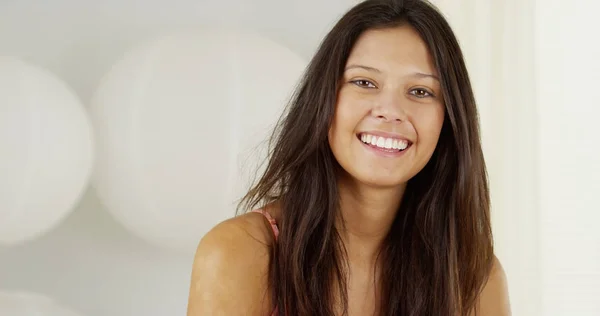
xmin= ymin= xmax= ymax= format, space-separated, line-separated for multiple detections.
xmin=0 ymin=0 xmax=598 ymax=315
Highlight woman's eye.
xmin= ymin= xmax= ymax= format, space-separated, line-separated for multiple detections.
xmin=351 ymin=80 xmax=376 ymax=88
xmin=410 ymin=88 xmax=434 ymax=98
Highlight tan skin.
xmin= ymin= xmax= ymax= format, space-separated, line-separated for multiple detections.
xmin=187 ymin=25 xmax=511 ymax=316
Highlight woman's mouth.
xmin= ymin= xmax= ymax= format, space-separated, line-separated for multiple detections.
xmin=357 ymin=133 xmax=412 ymax=153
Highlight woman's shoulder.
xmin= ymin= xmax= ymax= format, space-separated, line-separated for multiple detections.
xmin=191 ymin=207 xmax=279 ymax=278
xmin=470 ymin=256 xmax=511 ymax=315
xmin=204 ymin=208 xmax=278 ymax=250
xmin=186 ymin=208 xmax=278 ymax=314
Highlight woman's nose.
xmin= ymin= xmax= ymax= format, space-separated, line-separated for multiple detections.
xmin=371 ymin=92 xmax=408 ymax=123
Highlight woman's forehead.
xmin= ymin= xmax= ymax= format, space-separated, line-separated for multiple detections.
xmin=346 ymin=26 xmax=437 ymax=77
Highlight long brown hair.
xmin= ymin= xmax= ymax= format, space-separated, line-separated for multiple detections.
xmin=238 ymin=0 xmax=493 ymax=315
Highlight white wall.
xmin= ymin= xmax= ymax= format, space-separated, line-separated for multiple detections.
xmin=0 ymin=1 xmax=357 ymax=315
xmin=0 ymin=190 xmax=192 ymax=315
xmin=536 ymin=0 xmax=600 ymax=314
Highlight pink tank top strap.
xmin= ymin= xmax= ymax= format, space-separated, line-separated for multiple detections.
xmin=251 ymin=209 xmax=280 ymax=315
xmin=251 ymin=208 xmax=280 ymax=241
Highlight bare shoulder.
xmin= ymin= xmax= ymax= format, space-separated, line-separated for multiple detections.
xmin=186 ymin=211 xmax=277 ymax=316
xmin=471 ymin=256 xmax=512 ymax=316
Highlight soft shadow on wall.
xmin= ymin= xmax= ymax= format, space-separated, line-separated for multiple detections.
xmin=0 ymin=189 xmax=193 ymax=316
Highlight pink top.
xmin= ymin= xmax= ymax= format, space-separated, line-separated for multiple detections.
xmin=252 ymin=208 xmax=280 ymax=240
xmin=251 ymin=209 xmax=280 ymax=316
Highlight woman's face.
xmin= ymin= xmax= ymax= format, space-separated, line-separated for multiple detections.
xmin=329 ymin=25 xmax=445 ymax=189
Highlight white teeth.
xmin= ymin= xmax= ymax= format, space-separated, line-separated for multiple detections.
xmin=384 ymin=138 xmax=393 ymax=149
xmin=398 ymin=140 xmax=408 ymax=150
xmin=370 ymin=136 xmax=377 ymax=145
xmin=359 ymin=133 xmax=409 ymax=151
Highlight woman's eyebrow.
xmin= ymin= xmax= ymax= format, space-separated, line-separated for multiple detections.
xmin=345 ymin=64 xmax=382 ymax=73
xmin=345 ymin=64 xmax=439 ymax=82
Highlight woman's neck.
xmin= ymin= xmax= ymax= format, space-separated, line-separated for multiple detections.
xmin=336 ymin=177 xmax=406 ymax=266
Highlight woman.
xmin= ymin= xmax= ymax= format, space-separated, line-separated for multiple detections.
xmin=187 ymin=0 xmax=511 ymax=315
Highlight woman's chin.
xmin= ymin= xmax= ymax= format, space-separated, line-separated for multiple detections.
xmin=336 ymin=166 xmax=411 ymax=190
xmin=348 ymin=174 xmax=409 ymax=190
xmin=366 ymin=179 xmax=407 ymax=190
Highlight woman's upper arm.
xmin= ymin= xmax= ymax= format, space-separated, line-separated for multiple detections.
xmin=471 ymin=256 xmax=512 ymax=316
xmin=187 ymin=217 xmax=273 ymax=316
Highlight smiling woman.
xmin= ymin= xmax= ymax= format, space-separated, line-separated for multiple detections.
xmin=329 ymin=26 xmax=445 ymax=189
xmin=187 ymin=0 xmax=510 ymax=315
